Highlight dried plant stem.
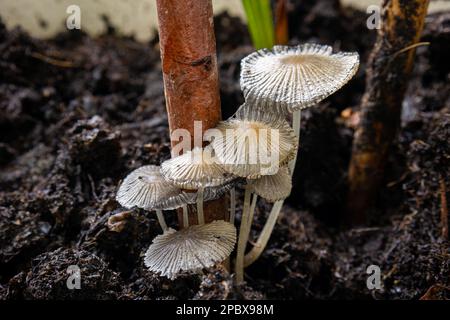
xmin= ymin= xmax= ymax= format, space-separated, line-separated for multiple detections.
xmin=197 ymin=187 xmax=205 ymax=225
xmin=156 ymin=209 xmax=168 ymax=232
xmin=182 ymin=205 xmax=189 ymax=228
xmin=346 ymin=0 xmax=430 ymax=225
xmin=230 ymin=187 xmax=236 ymax=224
xmin=235 ymin=184 xmax=253 ymax=283
xmin=243 ymin=110 xmax=301 ymax=267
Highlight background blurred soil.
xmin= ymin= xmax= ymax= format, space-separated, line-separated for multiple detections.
xmin=0 ymin=0 xmax=449 ymax=300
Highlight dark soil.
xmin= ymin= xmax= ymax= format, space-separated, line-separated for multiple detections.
xmin=0 ymin=0 xmax=449 ymax=300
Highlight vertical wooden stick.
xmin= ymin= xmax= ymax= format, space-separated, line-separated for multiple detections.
xmin=156 ymin=0 xmax=226 ymax=225
xmin=346 ymin=0 xmax=429 ymax=225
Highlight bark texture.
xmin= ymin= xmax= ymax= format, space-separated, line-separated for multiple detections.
xmin=346 ymin=0 xmax=429 ymax=225
xmin=156 ymin=0 xmax=226 ymax=226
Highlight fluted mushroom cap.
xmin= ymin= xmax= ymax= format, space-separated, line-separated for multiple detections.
xmin=153 ymin=182 xmax=234 ymax=210
xmin=144 ymin=220 xmax=237 ymax=279
xmin=249 ymin=166 xmax=292 ymax=202
xmin=161 ymin=146 xmax=235 ymax=190
xmin=152 ymin=192 xmax=192 ymax=210
xmin=210 ymin=103 xmax=298 ymax=179
xmin=192 ymin=182 xmax=235 ymax=203
xmin=116 ymin=165 xmax=184 ymax=210
xmin=240 ymin=43 xmax=359 ymax=113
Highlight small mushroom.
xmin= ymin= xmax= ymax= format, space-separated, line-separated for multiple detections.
xmin=161 ymin=146 xmax=234 ymax=189
xmin=240 ymin=43 xmax=359 ymax=113
xmin=236 ymin=45 xmax=359 ymax=274
xmin=117 ymin=166 xmax=237 ymax=279
xmin=144 ymin=220 xmax=236 ymax=279
xmin=116 ymin=165 xmax=188 ymax=232
xmin=249 ymin=166 xmax=292 ymax=202
xmin=211 ymin=103 xmax=298 ymax=179
xmin=161 ymin=147 xmax=235 ymax=225
xmin=116 ymin=165 xmax=180 ymax=210
xmin=210 ymin=103 xmax=298 ymax=283
xmin=151 ymin=181 xmax=234 ymax=228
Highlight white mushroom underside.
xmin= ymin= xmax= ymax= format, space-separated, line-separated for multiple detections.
xmin=161 ymin=147 xmax=235 ymax=189
xmin=251 ymin=166 xmax=292 ymax=202
xmin=152 ymin=183 xmax=234 ymax=210
xmin=144 ymin=220 xmax=237 ymax=279
xmin=211 ymin=106 xmax=298 ymax=178
xmin=240 ymin=43 xmax=359 ymax=112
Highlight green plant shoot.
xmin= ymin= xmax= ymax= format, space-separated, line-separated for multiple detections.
xmin=242 ymin=0 xmax=275 ymax=49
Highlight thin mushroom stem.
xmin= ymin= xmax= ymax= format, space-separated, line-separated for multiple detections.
xmin=182 ymin=205 xmax=189 ymax=228
xmin=244 ymin=110 xmax=301 ymax=267
xmin=249 ymin=193 xmax=258 ymax=223
xmin=197 ymin=187 xmax=205 ymax=225
xmin=289 ymin=110 xmax=301 ymax=173
xmin=229 ymin=187 xmax=236 ymax=224
xmin=235 ymin=184 xmax=254 ymax=283
xmin=156 ymin=209 xmax=168 ymax=232
xmin=244 ymin=200 xmax=283 ymax=267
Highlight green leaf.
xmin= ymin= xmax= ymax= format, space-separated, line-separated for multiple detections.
xmin=242 ymin=0 xmax=275 ymax=49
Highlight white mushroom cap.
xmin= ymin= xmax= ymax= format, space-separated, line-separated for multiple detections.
xmin=116 ymin=165 xmax=184 ymax=210
xmin=144 ymin=220 xmax=237 ymax=279
xmin=153 ymin=182 xmax=234 ymax=210
xmin=249 ymin=166 xmax=292 ymax=202
xmin=192 ymin=182 xmax=234 ymax=203
xmin=160 ymin=146 xmax=235 ymax=190
xmin=211 ymin=103 xmax=298 ymax=178
xmin=240 ymin=43 xmax=359 ymax=113
xmin=152 ymin=192 xmax=192 ymax=210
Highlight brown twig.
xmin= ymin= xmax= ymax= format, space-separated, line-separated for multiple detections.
xmin=30 ymin=52 xmax=75 ymax=68
xmin=346 ymin=0 xmax=430 ymax=225
xmin=156 ymin=0 xmax=226 ymax=226
xmin=419 ymin=284 xmax=450 ymax=300
xmin=391 ymin=41 xmax=430 ymax=59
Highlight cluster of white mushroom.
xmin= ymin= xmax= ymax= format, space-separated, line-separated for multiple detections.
xmin=116 ymin=43 xmax=359 ymax=282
